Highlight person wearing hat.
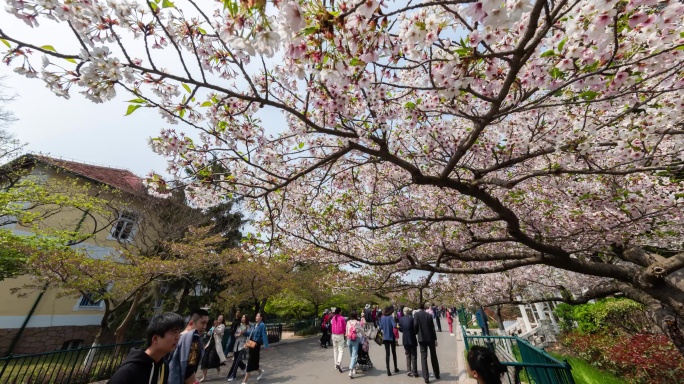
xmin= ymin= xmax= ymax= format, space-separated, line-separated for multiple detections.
xmin=320 ymin=309 xmax=332 ymax=348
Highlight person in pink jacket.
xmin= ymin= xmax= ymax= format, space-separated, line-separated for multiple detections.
xmin=329 ymin=307 xmax=346 ymax=373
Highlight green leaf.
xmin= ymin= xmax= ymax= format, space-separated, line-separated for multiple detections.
xmin=455 ymin=48 xmax=470 ymax=57
xmin=40 ymin=45 xmax=56 ymax=52
xmin=200 ymin=101 xmax=213 ymax=107
xmin=0 ymin=39 xmax=10 ymax=48
xmin=197 ymin=27 xmax=207 ymax=35
xmin=404 ymin=101 xmax=416 ymax=110
xmin=579 ymin=90 xmax=598 ymax=100
xmin=125 ymin=105 xmax=142 ymax=116
xmin=127 ymin=98 xmax=146 ymax=104
xmin=349 ymin=58 xmax=363 ymax=66
xmin=298 ymin=142 xmax=305 ymax=149
xmin=302 ymin=26 xmax=319 ymax=36
xmin=149 ymin=1 xmax=159 ymax=11
xmin=549 ymin=67 xmax=563 ymax=79
xmin=540 ymin=49 xmax=556 ymax=58
xmin=65 ymin=58 xmax=77 ymax=64
xmin=182 ymin=83 xmax=192 ymax=93
xmin=162 ymin=0 xmax=175 ymax=8
xmin=558 ymin=38 xmax=568 ymax=52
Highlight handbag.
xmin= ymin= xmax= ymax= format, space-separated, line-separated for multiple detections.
xmin=245 ymin=325 xmax=258 ymax=349
xmin=374 ymin=329 xmax=383 ymax=346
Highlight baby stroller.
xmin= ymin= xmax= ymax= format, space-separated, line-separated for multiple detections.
xmin=356 ymin=330 xmax=374 ymax=371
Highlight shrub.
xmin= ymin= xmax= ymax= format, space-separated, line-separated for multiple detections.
xmin=559 ymin=332 xmax=684 ymax=384
xmin=605 ymin=333 xmax=684 ymax=384
xmin=553 ymin=298 xmax=647 ymax=335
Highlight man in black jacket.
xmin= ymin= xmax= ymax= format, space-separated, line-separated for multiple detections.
xmin=414 ymin=303 xmax=440 ymax=383
xmin=397 ymin=307 xmax=418 ymax=377
xmin=109 ymin=312 xmax=185 ymax=384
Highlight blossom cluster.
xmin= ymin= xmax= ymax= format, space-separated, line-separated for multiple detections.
xmin=3 ymin=0 xmax=684 ymax=304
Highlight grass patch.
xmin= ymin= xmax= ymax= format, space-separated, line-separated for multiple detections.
xmin=550 ymin=353 xmax=626 ymax=384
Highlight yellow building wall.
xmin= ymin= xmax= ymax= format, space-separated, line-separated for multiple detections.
xmin=13 ymin=164 xmax=158 ymax=250
xmin=0 ymin=276 xmax=104 ymax=317
xmin=0 ymin=163 xmax=161 ymax=320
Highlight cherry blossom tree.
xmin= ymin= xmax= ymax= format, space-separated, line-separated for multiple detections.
xmin=3 ymin=0 xmax=684 ymax=351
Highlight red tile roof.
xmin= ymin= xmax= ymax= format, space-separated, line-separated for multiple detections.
xmin=27 ymin=154 xmax=147 ymax=196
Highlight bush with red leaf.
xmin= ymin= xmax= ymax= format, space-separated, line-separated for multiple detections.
xmin=560 ymin=332 xmax=684 ymax=383
xmin=605 ymin=333 xmax=684 ymax=383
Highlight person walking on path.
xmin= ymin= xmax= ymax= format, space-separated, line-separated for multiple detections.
xmin=225 ymin=311 xmax=242 ymax=356
xmin=467 ymin=345 xmax=507 ymax=384
xmin=242 ymin=312 xmax=269 ymax=383
xmin=392 ymin=310 xmax=401 ymax=346
xmin=446 ymin=310 xmax=454 ymax=335
xmin=199 ymin=315 xmax=227 ymax=382
xmin=397 ymin=307 xmax=418 ymax=377
xmin=330 ymin=307 xmax=346 ymax=373
xmin=379 ymin=305 xmax=399 ymax=376
xmin=227 ymin=314 xmax=250 ymax=382
xmin=169 ymin=309 xmax=209 ymax=384
xmin=345 ymin=310 xmax=362 ymax=379
xmin=415 ymin=304 xmax=440 ymax=383
xmin=108 ymin=312 xmax=185 ymax=384
xmin=431 ymin=304 xmax=442 ymax=332
xmin=363 ymin=304 xmax=374 ymax=331
xmin=320 ymin=309 xmax=332 ymax=348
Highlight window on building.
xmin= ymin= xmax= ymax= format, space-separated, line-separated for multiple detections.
xmin=61 ymin=339 xmax=84 ymax=350
xmin=78 ymin=292 xmax=103 ymax=308
xmin=110 ymin=210 xmax=139 ymax=241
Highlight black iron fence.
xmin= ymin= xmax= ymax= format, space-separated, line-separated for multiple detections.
xmin=265 ymin=323 xmax=282 ymax=344
xmin=293 ymin=318 xmax=321 ymax=336
xmin=0 ymin=340 xmax=144 ymax=384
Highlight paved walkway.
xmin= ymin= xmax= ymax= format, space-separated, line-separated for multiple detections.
xmin=199 ymin=329 xmax=476 ymax=384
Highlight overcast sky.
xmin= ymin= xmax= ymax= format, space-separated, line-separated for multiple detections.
xmin=0 ymin=12 xmax=174 ymax=177
xmin=0 ymin=4 xmax=287 ymax=179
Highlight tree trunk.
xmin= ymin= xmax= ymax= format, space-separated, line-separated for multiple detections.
xmin=114 ymin=290 xmax=143 ymax=344
xmin=494 ymin=305 xmax=506 ymax=331
xmin=649 ymin=303 xmax=684 ymax=355
xmin=84 ymin=301 xmax=114 ymax=373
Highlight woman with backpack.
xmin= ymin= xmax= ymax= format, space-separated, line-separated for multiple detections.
xmin=346 ymin=310 xmax=363 ymax=379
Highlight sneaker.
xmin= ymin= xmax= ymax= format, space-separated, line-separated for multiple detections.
xmin=228 ymin=378 xmax=236 ymax=382
xmin=256 ymin=369 xmax=265 ymax=381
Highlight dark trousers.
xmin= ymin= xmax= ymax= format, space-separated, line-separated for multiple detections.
xmin=404 ymin=344 xmax=418 ymax=374
xmin=226 ymin=349 xmax=246 ymax=379
xmin=320 ymin=328 xmax=330 ymax=346
xmin=434 ymin=317 xmax=442 ymax=332
xmin=383 ymin=340 xmax=398 ymax=371
xmin=419 ymin=341 xmax=439 ymax=380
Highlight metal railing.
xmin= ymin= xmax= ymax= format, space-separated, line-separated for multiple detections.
xmin=265 ymin=323 xmax=282 ymax=343
xmin=463 ymin=328 xmax=574 ymax=384
xmin=293 ymin=318 xmax=321 ymax=336
xmin=0 ymin=340 xmax=144 ymax=384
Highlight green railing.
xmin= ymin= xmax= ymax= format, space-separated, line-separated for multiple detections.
xmin=463 ymin=328 xmax=574 ymax=384
xmin=0 ymin=340 xmax=144 ymax=384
